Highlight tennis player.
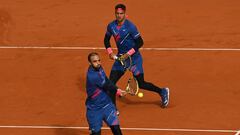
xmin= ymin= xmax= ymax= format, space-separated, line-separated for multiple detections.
xmin=85 ymin=52 xmax=126 ymax=135
xmin=104 ymin=4 xmax=169 ymax=110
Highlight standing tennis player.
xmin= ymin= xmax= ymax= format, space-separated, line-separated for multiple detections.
xmin=85 ymin=52 xmax=126 ymax=135
xmin=104 ymin=4 xmax=170 ymax=110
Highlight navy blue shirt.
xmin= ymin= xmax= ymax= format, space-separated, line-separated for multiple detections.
xmin=105 ymin=19 xmax=141 ymax=54
xmin=85 ymin=66 xmax=112 ymax=110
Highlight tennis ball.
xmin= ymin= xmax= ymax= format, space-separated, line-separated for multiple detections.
xmin=138 ymin=92 xmax=143 ymax=98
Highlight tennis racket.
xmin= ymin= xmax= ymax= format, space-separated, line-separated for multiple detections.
xmin=125 ymin=76 xmax=139 ymax=95
xmin=114 ymin=55 xmax=139 ymax=96
xmin=113 ymin=55 xmax=132 ymax=71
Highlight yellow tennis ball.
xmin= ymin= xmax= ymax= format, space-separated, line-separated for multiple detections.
xmin=138 ymin=92 xmax=143 ymax=98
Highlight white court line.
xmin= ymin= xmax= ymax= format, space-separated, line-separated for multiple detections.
xmin=0 ymin=125 xmax=238 ymax=133
xmin=1 ymin=46 xmax=240 ymax=51
xmin=235 ymin=130 xmax=240 ymax=135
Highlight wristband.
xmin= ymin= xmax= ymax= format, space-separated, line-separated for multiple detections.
xmin=107 ymin=47 xmax=113 ymax=54
xmin=127 ymin=48 xmax=135 ymax=56
xmin=116 ymin=89 xmax=122 ymax=96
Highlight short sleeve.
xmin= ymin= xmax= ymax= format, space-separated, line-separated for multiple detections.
xmin=105 ymin=24 xmax=112 ymax=36
xmin=129 ymin=23 xmax=141 ymax=39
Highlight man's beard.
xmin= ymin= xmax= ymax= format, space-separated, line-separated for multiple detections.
xmin=118 ymin=18 xmax=125 ymax=23
xmin=92 ymin=65 xmax=101 ymax=71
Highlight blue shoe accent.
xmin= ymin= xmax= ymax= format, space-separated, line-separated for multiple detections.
xmin=160 ymin=88 xmax=169 ymax=108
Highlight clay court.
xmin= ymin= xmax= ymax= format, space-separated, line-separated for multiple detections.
xmin=0 ymin=0 xmax=240 ymax=135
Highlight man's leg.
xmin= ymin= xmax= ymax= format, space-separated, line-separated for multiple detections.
xmin=110 ymin=125 xmax=122 ymax=135
xmin=91 ymin=130 xmax=101 ymax=135
xmin=104 ymin=103 xmax=122 ymax=135
xmin=86 ymin=109 xmax=103 ymax=135
xmin=135 ymin=73 xmax=162 ymax=93
xmin=135 ymin=73 xmax=169 ymax=107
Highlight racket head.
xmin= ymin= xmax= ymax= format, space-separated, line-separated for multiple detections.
xmin=116 ymin=55 xmax=132 ymax=70
xmin=126 ymin=77 xmax=139 ymax=96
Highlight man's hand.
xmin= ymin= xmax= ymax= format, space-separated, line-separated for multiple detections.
xmin=117 ymin=89 xmax=127 ymax=97
xmin=120 ymin=53 xmax=129 ymax=61
xmin=119 ymin=89 xmax=127 ymax=97
xmin=109 ymin=53 xmax=117 ymax=60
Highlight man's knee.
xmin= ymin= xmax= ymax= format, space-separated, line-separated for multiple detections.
xmin=135 ymin=74 xmax=145 ymax=88
xmin=138 ymin=80 xmax=147 ymax=89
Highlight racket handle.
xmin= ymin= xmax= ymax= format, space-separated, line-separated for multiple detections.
xmin=114 ymin=56 xmax=124 ymax=66
xmin=113 ymin=55 xmax=118 ymax=60
xmin=120 ymin=60 xmax=124 ymax=66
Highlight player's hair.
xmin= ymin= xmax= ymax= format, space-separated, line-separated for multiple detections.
xmin=115 ymin=4 xmax=126 ymax=11
xmin=88 ymin=52 xmax=99 ymax=62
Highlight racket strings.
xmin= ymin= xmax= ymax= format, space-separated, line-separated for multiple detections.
xmin=128 ymin=78 xmax=138 ymax=95
xmin=119 ymin=56 xmax=132 ymax=70
xmin=124 ymin=58 xmax=131 ymax=69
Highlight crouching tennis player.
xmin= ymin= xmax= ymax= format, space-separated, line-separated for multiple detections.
xmin=85 ymin=52 xmax=126 ymax=135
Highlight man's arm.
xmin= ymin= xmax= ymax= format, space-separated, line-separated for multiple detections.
xmin=104 ymin=34 xmax=117 ymax=60
xmin=121 ymin=36 xmax=144 ymax=60
xmin=102 ymin=77 xmax=126 ymax=96
xmin=104 ymin=24 xmax=117 ymax=60
xmin=133 ymin=36 xmax=144 ymax=51
xmin=122 ymin=23 xmax=144 ymax=58
xmin=102 ymin=77 xmax=118 ymax=91
xmin=104 ymin=33 xmax=111 ymax=49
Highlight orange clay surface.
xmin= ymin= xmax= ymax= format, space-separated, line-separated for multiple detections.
xmin=0 ymin=0 xmax=240 ymax=135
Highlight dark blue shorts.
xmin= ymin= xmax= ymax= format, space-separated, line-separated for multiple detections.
xmin=111 ymin=52 xmax=144 ymax=76
xmin=86 ymin=103 xmax=119 ymax=133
